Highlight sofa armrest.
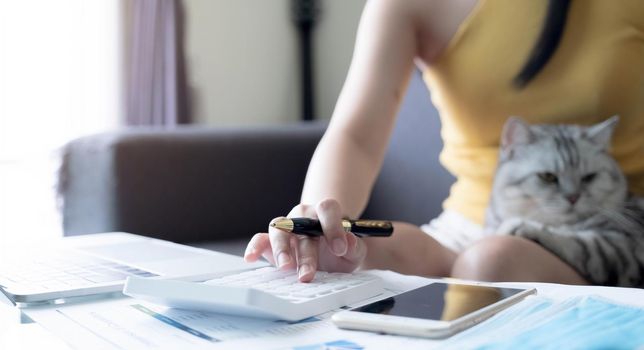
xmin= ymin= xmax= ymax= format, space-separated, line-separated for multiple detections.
xmin=58 ymin=122 xmax=326 ymax=243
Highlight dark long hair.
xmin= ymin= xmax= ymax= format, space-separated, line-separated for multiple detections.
xmin=513 ymin=0 xmax=572 ymax=88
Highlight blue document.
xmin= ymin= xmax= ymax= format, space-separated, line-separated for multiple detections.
xmin=442 ymin=295 xmax=644 ymax=349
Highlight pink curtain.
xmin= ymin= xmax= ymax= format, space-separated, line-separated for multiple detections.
xmin=126 ymin=0 xmax=190 ymax=126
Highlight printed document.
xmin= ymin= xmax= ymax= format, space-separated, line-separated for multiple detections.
xmin=23 ymin=271 xmax=644 ymax=350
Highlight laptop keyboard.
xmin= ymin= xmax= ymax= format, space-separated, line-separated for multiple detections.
xmin=0 ymin=251 xmax=157 ymax=292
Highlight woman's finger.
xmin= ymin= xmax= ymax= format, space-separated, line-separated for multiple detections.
xmin=244 ymin=232 xmax=271 ymax=262
xmin=294 ymin=234 xmax=320 ymax=282
xmin=341 ymin=232 xmax=367 ymax=265
xmin=316 ymin=199 xmax=348 ymax=256
xmin=268 ymin=217 xmax=296 ymax=270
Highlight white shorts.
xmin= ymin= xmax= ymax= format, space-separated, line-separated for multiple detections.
xmin=420 ymin=210 xmax=493 ymax=253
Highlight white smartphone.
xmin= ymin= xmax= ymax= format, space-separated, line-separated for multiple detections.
xmin=332 ymin=280 xmax=536 ymax=338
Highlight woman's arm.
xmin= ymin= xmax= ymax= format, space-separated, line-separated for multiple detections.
xmin=246 ymin=0 xmax=468 ymax=280
xmin=302 ymin=0 xmax=461 ymax=277
xmin=301 ymin=0 xmax=419 ymax=217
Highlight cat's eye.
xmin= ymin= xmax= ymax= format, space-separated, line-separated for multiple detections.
xmin=538 ymin=172 xmax=558 ymax=184
xmin=582 ymin=173 xmax=597 ymax=183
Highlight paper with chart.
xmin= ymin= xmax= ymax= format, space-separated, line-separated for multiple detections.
xmin=34 ymin=298 xmax=336 ymax=349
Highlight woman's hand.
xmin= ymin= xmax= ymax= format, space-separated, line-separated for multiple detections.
xmin=243 ymin=199 xmax=367 ymax=282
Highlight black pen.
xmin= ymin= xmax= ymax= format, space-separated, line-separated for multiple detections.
xmin=270 ymin=218 xmax=393 ymax=237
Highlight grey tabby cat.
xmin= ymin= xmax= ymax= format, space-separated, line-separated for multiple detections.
xmin=486 ymin=116 xmax=644 ymax=287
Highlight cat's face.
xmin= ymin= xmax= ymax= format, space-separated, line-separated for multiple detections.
xmin=490 ymin=116 xmax=627 ymax=226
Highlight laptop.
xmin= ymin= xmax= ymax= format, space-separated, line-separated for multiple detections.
xmin=0 ymin=232 xmax=267 ymax=307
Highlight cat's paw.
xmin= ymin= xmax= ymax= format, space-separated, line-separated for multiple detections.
xmin=497 ymin=218 xmax=544 ymax=237
xmin=496 ymin=218 xmax=525 ymax=236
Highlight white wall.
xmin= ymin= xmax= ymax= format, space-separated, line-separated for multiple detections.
xmin=314 ymin=0 xmax=367 ymax=122
xmin=183 ymin=0 xmax=366 ymax=125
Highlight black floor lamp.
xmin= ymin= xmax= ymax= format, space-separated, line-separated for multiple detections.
xmin=292 ymin=0 xmax=320 ymax=121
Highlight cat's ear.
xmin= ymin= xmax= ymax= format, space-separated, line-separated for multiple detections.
xmin=585 ymin=115 xmax=619 ymax=149
xmin=502 ymin=117 xmax=534 ymax=149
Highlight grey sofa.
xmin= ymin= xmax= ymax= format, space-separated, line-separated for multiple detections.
xmin=57 ymin=71 xmax=454 ymax=255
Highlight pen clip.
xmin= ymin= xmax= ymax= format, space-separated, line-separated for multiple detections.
xmin=350 ymin=220 xmax=393 ymax=237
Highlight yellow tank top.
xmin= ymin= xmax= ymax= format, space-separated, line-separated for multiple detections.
xmin=424 ymin=0 xmax=644 ymax=225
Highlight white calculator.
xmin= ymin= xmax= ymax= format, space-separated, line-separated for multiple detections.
xmin=123 ymin=267 xmax=384 ymax=321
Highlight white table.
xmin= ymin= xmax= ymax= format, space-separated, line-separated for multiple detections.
xmin=3 ymin=270 xmax=644 ymax=350
xmin=0 ymin=305 xmax=71 ymax=350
